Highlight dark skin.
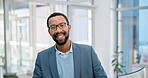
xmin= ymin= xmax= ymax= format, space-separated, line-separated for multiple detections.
xmin=48 ymin=15 xmax=71 ymax=53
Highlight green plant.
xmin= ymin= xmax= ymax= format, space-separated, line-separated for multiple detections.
xmin=112 ymin=46 xmax=124 ymax=77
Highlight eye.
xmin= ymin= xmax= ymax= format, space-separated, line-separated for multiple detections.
xmin=50 ymin=25 xmax=56 ymax=29
xmin=60 ymin=24 xmax=64 ymax=27
xmin=59 ymin=23 xmax=66 ymax=28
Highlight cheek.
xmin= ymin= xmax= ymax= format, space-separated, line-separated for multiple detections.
xmin=49 ymin=31 xmax=54 ymax=36
xmin=65 ymin=29 xmax=69 ymax=33
xmin=50 ymin=32 xmax=55 ymax=36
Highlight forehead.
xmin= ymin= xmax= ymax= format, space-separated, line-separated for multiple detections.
xmin=48 ymin=16 xmax=66 ymax=25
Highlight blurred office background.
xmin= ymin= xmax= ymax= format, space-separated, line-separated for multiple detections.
xmin=0 ymin=0 xmax=148 ymax=78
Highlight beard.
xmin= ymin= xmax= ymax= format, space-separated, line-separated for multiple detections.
xmin=52 ymin=31 xmax=69 ymax=46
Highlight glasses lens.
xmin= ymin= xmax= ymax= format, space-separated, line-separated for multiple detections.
xmin=50 ymin=25 xmax=56 ymax=31
xmin=59 ymin=23 xmax=66 ymax=28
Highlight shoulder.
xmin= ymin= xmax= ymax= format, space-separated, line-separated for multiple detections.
xmin=73 ymin=42 xmax=92 ymax=50
xmin=73 ymin=43 xmax=92 ymax=48
xmin=37 ymin=46 xmax=55 ymax=56
xmin=72 ymin=42 xmax=94 ymax=54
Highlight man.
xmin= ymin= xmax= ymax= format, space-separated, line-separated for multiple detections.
xmin=33 ymin=12 xmax=108 ymax=78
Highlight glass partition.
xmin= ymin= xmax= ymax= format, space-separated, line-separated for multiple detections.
xmin=0 ymin=2 xmax=4 ymax=76
xmin=117 ymin=0 xmax=148 ymax=74
xmin=118 ymin=0 xmax=148 ymax=8
xmin=68 ymin=0 xmax=92 ymax=5
xmin=0 ymin=0 xmax=4 ymax=58
xmin=117 ymin=9 xmax=148 ymax=73
xmin=9 ymin=3 xmax=31 ymax=75
xmin=139 ymin=9 xmax=148 ymax=62
xmin=2 ymin=0 xmax=94 ymax=77
xmin=117 ymin=10 xmax=139 ymax=73
xmin=70 ymin=7 xmax=92 ymax=45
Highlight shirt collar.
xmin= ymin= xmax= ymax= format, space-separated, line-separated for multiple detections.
xmin=55 ymin=43 xmax=73 ymax=55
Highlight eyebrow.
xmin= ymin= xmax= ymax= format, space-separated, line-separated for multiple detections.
xmin=50 ymin=22 xmax=66 ymax=26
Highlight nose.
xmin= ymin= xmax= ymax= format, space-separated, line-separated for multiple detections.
xmin=55 ymin=26 xmax=62 ymax=32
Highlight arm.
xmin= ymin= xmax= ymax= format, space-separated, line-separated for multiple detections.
xmin=33 ymin=53 xmax=42 ymax=78
xmin=91 ymin=47 xmax=108 ymax=78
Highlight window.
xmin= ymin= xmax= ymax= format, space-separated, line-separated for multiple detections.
xmin=0 ymin=0 xmax=4 ymax=61
xmin=9 ymin=4 xmax=31 ymax=73
xmin=2 ymin=0 xmax=94 ymax=76
xmin=117 ymin=0 xmax=148 ymax=73
xmin=70 ymin=7 xmax=92 ymax=45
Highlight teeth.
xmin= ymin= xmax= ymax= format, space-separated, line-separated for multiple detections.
xmin=58 ymin=35 xmax=63 ymax=38
xmin=57 ymin=34 xmax=63 ymax=39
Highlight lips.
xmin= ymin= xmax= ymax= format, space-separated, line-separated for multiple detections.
xmin=56 ymin=34 xmax=64 ymax=40
xmin=53 ymin=32 xmax=66 ymax=41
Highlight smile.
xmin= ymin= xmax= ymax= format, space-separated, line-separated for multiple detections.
xmin=56 ymin=34 xmax=65 ymax=40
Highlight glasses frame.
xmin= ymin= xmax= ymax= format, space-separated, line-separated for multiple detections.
xmin=49 ymin=22 xmax=67 ymax=31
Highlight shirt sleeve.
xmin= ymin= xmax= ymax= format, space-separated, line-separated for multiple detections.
xmin=91 ymin=47 xmax=108 ymax=78
xmin=33 ymin=53 xmax=43 ymax=78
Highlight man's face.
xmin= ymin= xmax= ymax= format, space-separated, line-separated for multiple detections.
xmin=48 ymin=16 xmax=71 ymax=46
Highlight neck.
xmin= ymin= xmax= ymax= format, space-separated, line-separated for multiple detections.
xmin=56 ymin=40 xmax=71 ymax=53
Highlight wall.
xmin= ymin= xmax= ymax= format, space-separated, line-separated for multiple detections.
xmin=93 ymin=0 xmax=113 ymax=77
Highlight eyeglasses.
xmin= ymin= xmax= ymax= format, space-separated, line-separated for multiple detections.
xmin=49 ymin=22 xmax=67 ymax=31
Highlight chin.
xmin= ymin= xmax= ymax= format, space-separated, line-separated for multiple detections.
xmin=57 ymin=42 xmax=66 ymax=46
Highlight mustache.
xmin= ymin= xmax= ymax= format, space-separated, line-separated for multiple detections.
xmin=53 ymin=32 xmax=66 ymax=38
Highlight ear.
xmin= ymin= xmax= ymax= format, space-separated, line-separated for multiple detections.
xmin=68 ymin=25 xmax=71 ymax=31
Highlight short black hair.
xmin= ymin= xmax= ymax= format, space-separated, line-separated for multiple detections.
xmin=47 ymin=12 xmax=69 ymax=28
